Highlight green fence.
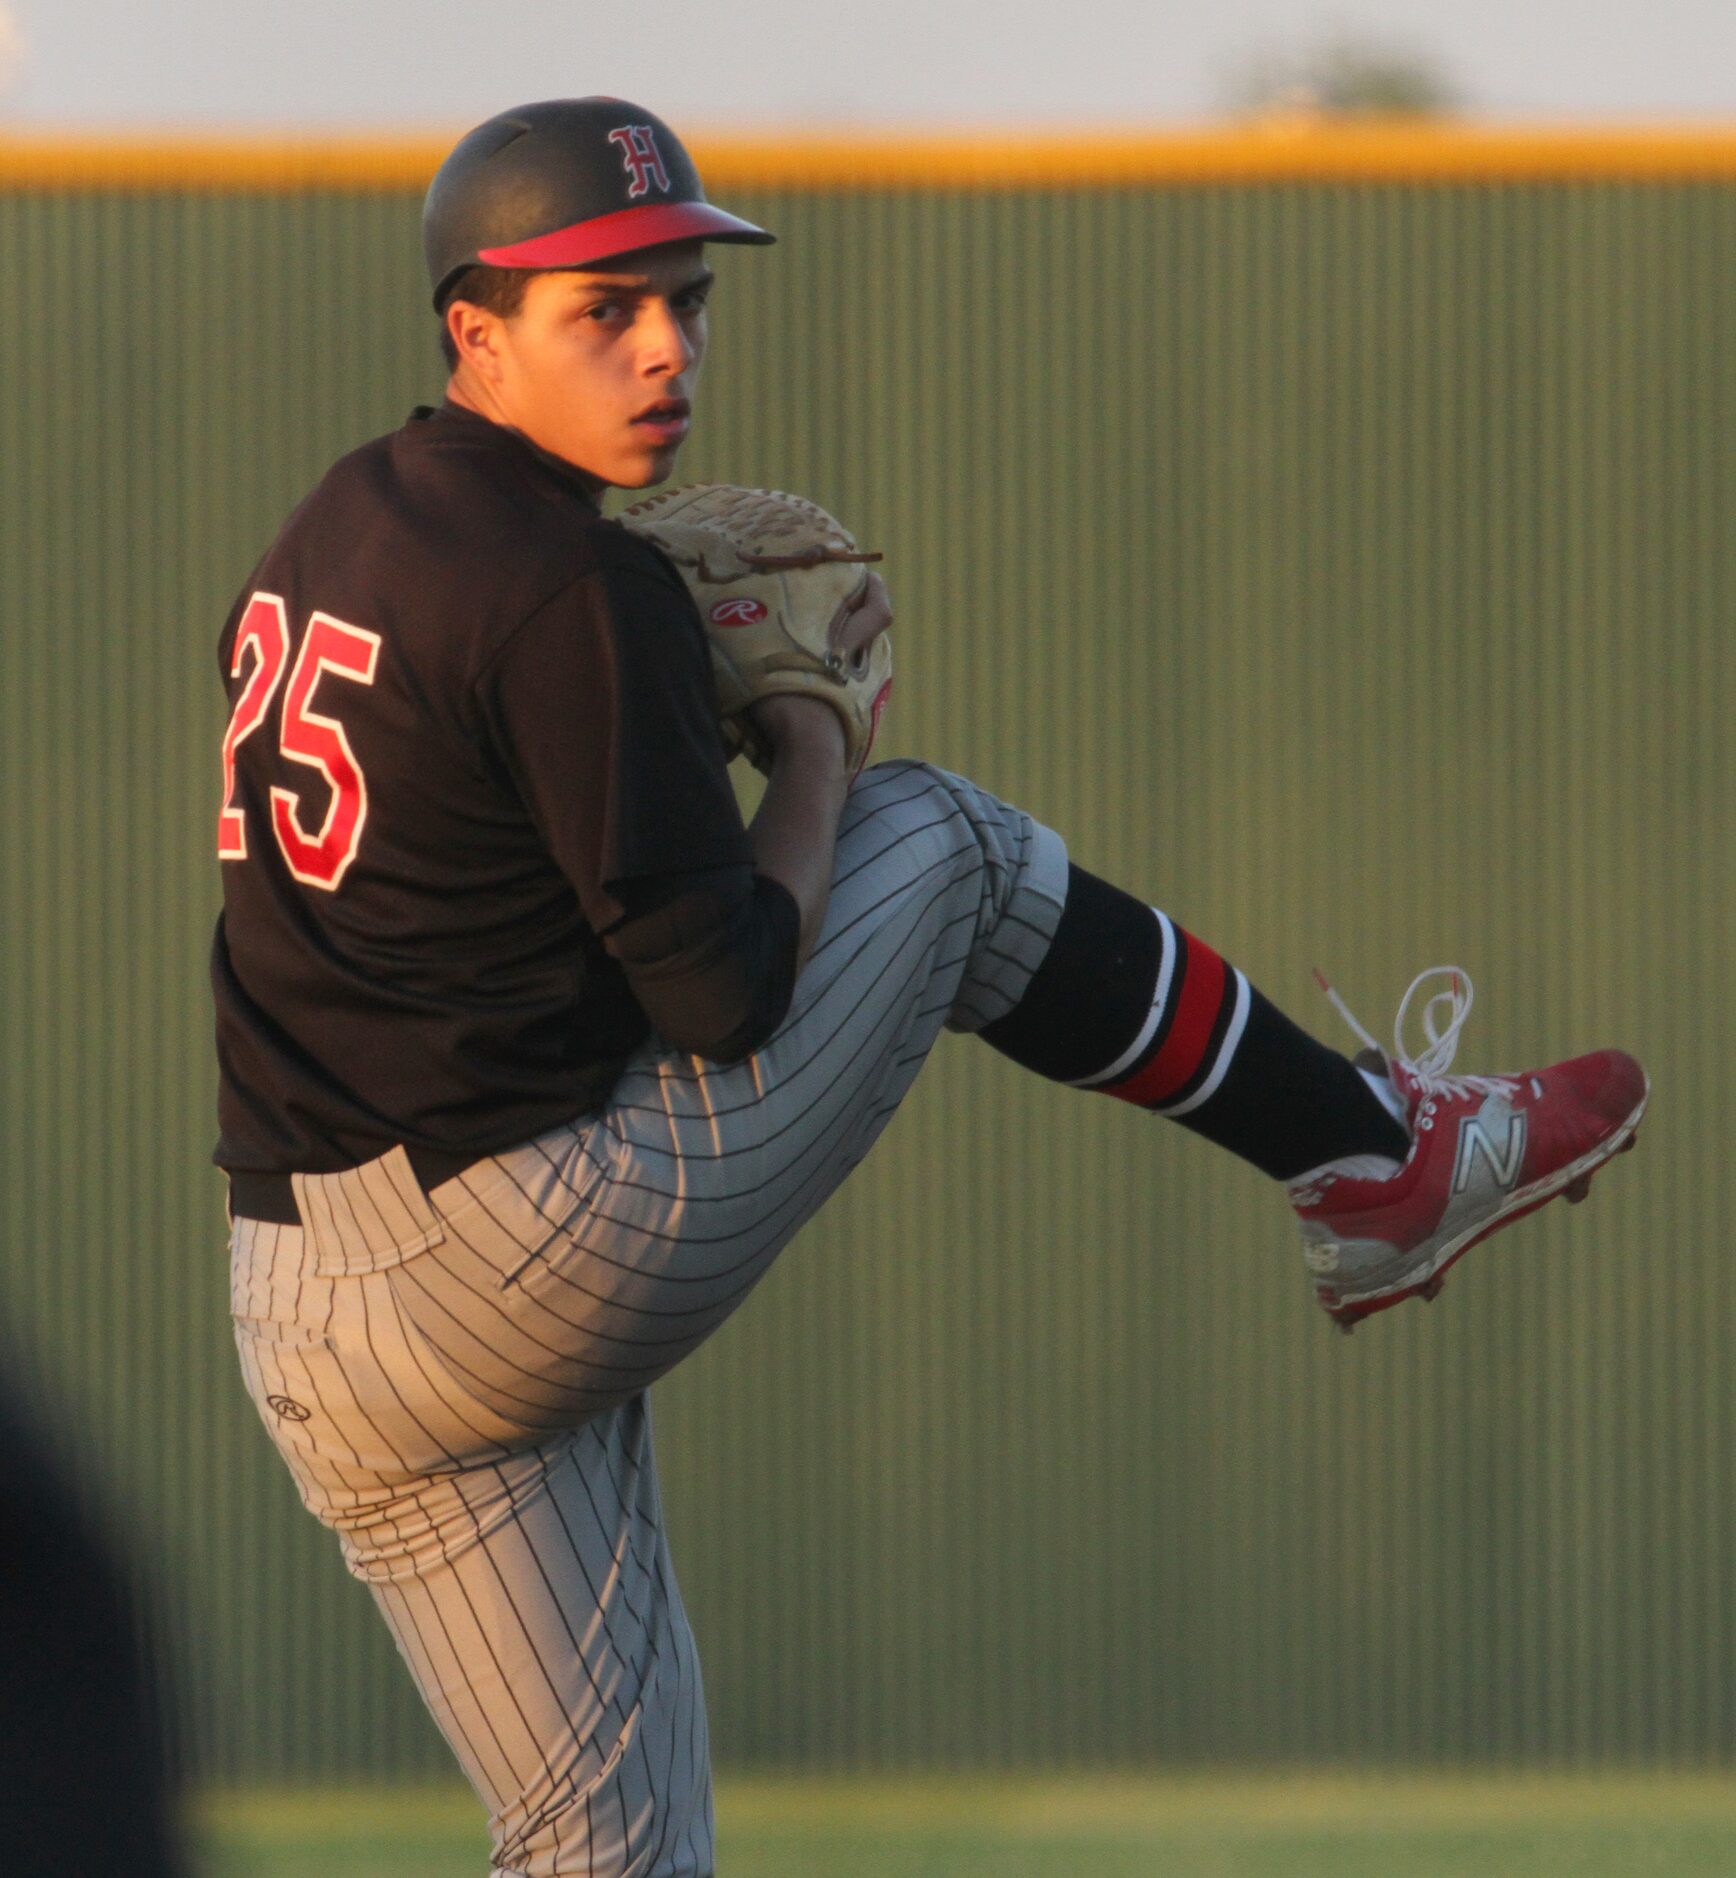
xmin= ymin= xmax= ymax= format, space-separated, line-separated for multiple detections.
xmin=0 ymin=159 xmax=1731 ymax=1783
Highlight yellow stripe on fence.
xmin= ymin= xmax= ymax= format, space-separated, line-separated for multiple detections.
xmin=3 ymin=122 xmax=1736 ymax=192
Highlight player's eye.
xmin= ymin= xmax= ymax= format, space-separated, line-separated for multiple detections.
xmin=581 ymin=300 xmax=627 ymax=324
xmin=672 ymin=285 xmax=712 ymax=315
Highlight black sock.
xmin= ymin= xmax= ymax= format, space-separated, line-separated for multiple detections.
xmin=979 ymin=865 xmax=1409 ymax=1180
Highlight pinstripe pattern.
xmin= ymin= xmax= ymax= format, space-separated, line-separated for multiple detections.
xmin=229 ymin=761 xmax=1067 ymax=1877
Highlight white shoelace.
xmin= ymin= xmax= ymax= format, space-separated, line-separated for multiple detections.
xmin=1315 ymin=966 xmax=1521 ymax=1102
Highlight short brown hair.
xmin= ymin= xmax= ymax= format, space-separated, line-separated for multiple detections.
xmin=437 ymin=265 xmax=535 ymax=371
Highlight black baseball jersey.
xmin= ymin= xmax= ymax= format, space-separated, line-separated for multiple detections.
xmin=212 ymin=402 xmax=799 ymax=1184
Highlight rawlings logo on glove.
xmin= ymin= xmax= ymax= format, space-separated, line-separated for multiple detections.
xmin=619 ymin=484 xmax=893 ymax=775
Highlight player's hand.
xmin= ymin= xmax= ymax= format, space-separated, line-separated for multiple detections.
xmin=747 ymin=572 xmax=892 ymax=767
xmin=831 ymin=569 xmax=893 ymax=669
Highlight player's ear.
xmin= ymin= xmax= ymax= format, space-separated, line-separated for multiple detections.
xmin=445 ymin=299 xmax=506 ymax=382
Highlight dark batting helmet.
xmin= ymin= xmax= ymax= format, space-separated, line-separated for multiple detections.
xmin=424 ymin=98 xmax=776 ymax=309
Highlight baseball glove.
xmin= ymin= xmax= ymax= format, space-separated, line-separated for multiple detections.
xmin=619 ymin=483 xmax=893 ymax=775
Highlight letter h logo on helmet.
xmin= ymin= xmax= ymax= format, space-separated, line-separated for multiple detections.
xmin=608 ymin=125 xmax=672 ymax=199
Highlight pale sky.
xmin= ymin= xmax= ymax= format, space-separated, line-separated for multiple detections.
xmin=1 ymin=0 xmax=1732 ymax=127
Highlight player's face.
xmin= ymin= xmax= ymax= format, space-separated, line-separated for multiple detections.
xmin=476 ymin=243 xmax=712 ymax=488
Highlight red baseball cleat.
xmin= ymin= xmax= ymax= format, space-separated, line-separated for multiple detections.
xmin=1288 ymin=969 xmax=1648 ymax=1332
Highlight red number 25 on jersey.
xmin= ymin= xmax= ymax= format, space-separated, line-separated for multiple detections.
xmin=217 ymin=592 xmax=381 ymax=891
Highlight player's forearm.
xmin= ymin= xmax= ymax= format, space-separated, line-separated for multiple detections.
xmin=748 ymin=713 xmax=850 ymax=971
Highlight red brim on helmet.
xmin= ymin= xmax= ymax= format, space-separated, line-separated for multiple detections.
xmin=479 ymin=201 xmax=774 ymax=270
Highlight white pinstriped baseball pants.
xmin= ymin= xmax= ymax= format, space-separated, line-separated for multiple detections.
xmin=229 ymin=761 xmax=1069 ymax=1878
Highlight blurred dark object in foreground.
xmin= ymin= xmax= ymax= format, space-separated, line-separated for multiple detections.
xmin=0 ymin=1364 xmax=182 ymax=1874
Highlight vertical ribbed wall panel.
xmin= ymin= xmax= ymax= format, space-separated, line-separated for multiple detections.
xmin=0 ymin=175 xmax=1729 ymax=1781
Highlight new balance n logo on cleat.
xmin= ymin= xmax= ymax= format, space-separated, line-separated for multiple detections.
xmin=1450 ymin=1106 xmax=1527 ymax=1195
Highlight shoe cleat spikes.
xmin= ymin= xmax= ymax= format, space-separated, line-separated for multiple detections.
xmin=1564 ymin=1173 xmax=1594 ymax=1205
xmin=1418 ymin=1276 xmax=1446 ymax=1301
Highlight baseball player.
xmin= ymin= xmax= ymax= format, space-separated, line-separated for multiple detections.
xmin=214 ymin=98 xmax=1648 ymax=1878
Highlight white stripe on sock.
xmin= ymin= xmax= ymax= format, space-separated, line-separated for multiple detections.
xmin=1154 ymin=968 xmax=1252 ymax=1118
xmin=1067 ymin=908 xmax=1176 ymax=1088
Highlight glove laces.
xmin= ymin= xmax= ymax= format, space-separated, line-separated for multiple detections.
xmin=1314 ymin=967 xmax=1520 ymax=1101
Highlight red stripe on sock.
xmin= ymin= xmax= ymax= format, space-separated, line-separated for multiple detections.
xmin=1106 ymin=932 xmax=1227 ymax=1107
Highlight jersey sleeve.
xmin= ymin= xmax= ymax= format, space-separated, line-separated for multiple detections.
xmin=603 ymin=873 xmax=801 ymax=1061
xmin=474 ymin=547 xmax=798 ymax=1058
xmin=476 ymin=551 xmax=751 ymax=919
